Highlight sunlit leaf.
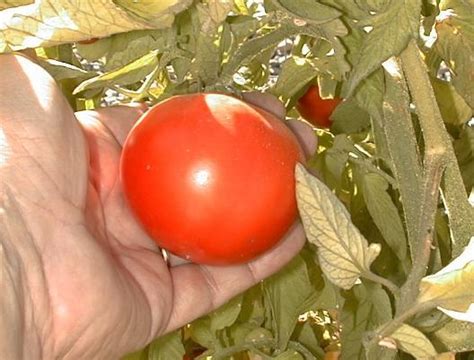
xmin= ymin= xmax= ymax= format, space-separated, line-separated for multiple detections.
xmin=434 ymin=0 xmax=474 ymax=108
xmin=418 ymin=238 xmax=474 ymax=322
xmin=0 ymin=0 xmax=32 ymax=10
xmin=344 ymin=1 xmax=422 ymax=95
xmin=295 ymin=164 xmax=381 ymax=289
xmin=73 ymin=50 xmax=159 ymax=94
xmin=114 ymin=0 xmax=192 ymax=28
xmin=0 ymin=0 xmax=190 ymax=52
xmin=39 ymin=58 xmax=94 ymax=81
xmin=271 ymin=57 xmax=317 ymax=104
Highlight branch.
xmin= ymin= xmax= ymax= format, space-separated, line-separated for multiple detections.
xmin=400 ymin=40 xmax=474 ymax=258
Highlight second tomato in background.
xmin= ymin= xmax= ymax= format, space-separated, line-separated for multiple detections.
xmin=297 ymin=85 xmax=341 ymax=128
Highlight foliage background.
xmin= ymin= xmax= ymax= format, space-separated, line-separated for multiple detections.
xmin=1 ymin=0 xmax=473 ymax=359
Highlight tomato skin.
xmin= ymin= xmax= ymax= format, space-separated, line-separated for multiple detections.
xmin=120 ymin=93 xmax=304 ymax=265
xmin=296 ymin=85 xmax=341 ymax=128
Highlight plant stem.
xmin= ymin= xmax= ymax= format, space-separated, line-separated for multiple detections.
xmin=396 ymin=40 xmax=456 ymax=313
xmin=366 ymin=301 xmax=436 ymax=353
xmin=362 ymin=271 xmax=400 ymax=302
xmin=398 ymin=153 xmax=446 ymax=312
xmin=400 ymin=40 xmax=474 ymax=258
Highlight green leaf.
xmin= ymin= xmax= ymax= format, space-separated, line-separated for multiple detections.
xmin=453 ymin=126 xmax=474 ymax=192
xmin=274 ymin=349 xmax=305 ymax=360
xmin=271 ymin=57 xmax=317 ymax=104
xmin=295 ymin=164 xmax=381 ymax=290
xmin=39 ymin=59 xmax=94 ymax=81
xmin=340 ymin=283 xmax=393 ymax=360
xmin=418 ymin=238 xmax=474 ymax=318
xmin=148 ymin=331 xmax=186 ymax=360
xmin=386 ymin=324 xmax=438 ymax=359
xmin=324 ymin=135 xmax=352 ymax=191
xmin=122 ymin=348 xmax=148 ymax=360
xmin=191 ymin=2 xmax=228 ymax=86
xmin=430 ymin=319 xmax=474 ymax=353
xmin=73 ymin=50 xmax=159 ymax=94
xmin=77 ymin=29 xmax=172 ymax=71
xmin=330 ymin=99 xmax=371 ymax=135
xmin=189 ymin=318 xmax=217 ymax=350
xmin=344 ymin=0 xmax=422 ymax=95
xmin=433 ymin=0 xmax=474 ymax=108
xmin=238 ymin=285 xmax=265 ymax=326
xmin=228 ymin=322 xmax=260 ymax=346
xmin=299 ymin=277 xmax=339 ymax=313
xmin=263 ymin=255 xmax=313 ymax=350
xmin=431 ymin=77 xmax=473 ymax=126
xmin=380 ymin=60 xmax=424 ymax=262
xmin=361 ymin=172 xmax=408 ymax=261
xmin=209 ymin=295 xmax=243 ymax=331
xmin=274 ymin=0 xmax=341 ymax=24
xmin=292 ymin=322 xmax=325 ymax=359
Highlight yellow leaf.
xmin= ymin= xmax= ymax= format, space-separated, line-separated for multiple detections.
xmin=114 ymin=0 xmax=193 ymax=27
xmin=0 ymin=0 xmax=188 ymax=52
xmin=295 ymin=164 xmax=381 ymax=290
xmin=73 ymin=50 xmax=159 ymax=94
xmin=0 ymin=0 xmax=33 ymax=11
xmin=418 ymin=238 xmax=474 ymax=322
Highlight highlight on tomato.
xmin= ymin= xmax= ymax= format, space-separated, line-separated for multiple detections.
xmin=296 ymin=85 xmax=341 ymax=128
xmin=120 ymin=93 xmax=304 ymax=265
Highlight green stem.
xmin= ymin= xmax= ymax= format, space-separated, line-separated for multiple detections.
xmin=366 ymin=301 xmax=436 ymax=353
xmin=400 ymin=40 xmax=474 ymax=258
xmin=397 ymin=40 xmax=460 ymax=313
xmin=398 ymin=153 xmax=446 ymax=312
xmin=362 ymin=271 xmax=400 ymax=303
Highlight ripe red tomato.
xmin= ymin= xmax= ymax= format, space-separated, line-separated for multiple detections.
xmin=296 ymin=85 xmax=341 ymax=128
xmin=121 ymin=93 xmax=304 ymax=265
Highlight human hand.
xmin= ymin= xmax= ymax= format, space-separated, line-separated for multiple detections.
xmin=0 ymin=54 xmax=316 ymax=359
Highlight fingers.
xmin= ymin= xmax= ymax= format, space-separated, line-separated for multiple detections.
xmin=243 ymin=92 xmax=317 ymax=158
xmin=242 ymin=91 xmax=286 ymax=119
xmin=286 ymin=120 xmax=318 ymax=159
xmin=163 ymin=222 xmax=306 ymax=333
xmin=75 ymin=103 xmax=148 ymax=146
xmin=0 ymin=54 xmax=88 ymax=210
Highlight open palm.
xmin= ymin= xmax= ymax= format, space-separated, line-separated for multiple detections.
xmin=0 ymin=55 xmax=312 ymax=359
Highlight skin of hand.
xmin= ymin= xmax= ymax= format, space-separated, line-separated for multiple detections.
xmin=0 ymin=54 xmax=316 ymax=359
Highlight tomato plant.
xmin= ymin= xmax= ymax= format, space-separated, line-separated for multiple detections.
xmin=8 ymin=0 xmax=473 ymax=358
xmin=121 ymin=93 xmax=304 ymax=265
xmin=296 ymin=85 xmax=341 ymax=128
